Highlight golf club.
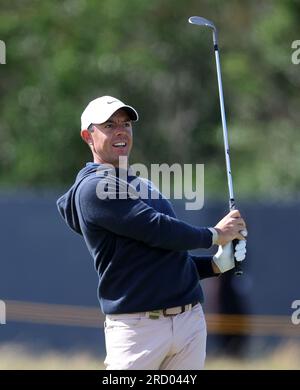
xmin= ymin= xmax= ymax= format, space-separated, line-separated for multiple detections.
xmin=188 ymin=16 xmax=243 ymax=276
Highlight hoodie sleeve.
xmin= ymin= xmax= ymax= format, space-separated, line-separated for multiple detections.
xmin=77 ymin=178 xmax=213 ymax=251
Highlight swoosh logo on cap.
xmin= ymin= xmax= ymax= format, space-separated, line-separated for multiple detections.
xmin=107 ymin=100 xmax=117 ymax=104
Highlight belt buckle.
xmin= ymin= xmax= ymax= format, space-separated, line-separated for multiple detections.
xmin=163 ymin=306 xmax=184 ymax=317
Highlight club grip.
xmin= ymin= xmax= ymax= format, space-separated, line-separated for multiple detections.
xmin=232 ymin=238 xmax=243 ymax=276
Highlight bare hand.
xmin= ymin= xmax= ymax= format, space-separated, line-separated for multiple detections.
xmin=214 ymin=210 xmax=247 ymax=246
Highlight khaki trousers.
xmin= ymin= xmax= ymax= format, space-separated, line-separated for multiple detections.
xmin=104 ymin=303 xmax=207 ymax=370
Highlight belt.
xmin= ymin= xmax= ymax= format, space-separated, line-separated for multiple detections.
xmin=147 ymin=301 xmax=199 ymax=320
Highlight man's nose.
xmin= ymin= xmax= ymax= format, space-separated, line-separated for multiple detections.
xmin=115 ymin=125 xmax=128 ymax=134
xmin=115 ymin=127 xmax=124 ymax=135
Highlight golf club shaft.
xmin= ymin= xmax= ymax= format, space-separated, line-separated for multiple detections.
xmin=213 ymin=41 xmax=243 ymax=276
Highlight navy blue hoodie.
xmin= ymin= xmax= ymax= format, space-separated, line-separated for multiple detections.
xmin=57 ymin=163 xmax=216 ymax=314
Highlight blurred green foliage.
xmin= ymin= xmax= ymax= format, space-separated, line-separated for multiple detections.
xmin=0 ymin=0 xmax=300 ymax=197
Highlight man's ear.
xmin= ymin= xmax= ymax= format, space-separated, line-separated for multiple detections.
xmin=81 ymin=129 xmax=93 ymax=146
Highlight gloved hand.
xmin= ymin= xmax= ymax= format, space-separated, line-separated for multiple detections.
xmin=212 ymin=240 xmax=247 ymax=273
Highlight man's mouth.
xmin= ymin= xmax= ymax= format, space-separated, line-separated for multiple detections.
xmin=112 ymin=141 xmax=127 ymax=148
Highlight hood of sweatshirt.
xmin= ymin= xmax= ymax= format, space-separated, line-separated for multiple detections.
xmin=56 ymin=163 xmax=100 ymax=235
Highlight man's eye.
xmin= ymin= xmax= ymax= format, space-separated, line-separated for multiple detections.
xmin=125 ymin=122 xmax=131 ymax=127
xmin=105 ymin=124 xmax=112 ymax=128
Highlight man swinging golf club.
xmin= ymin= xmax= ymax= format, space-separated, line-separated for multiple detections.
xmin=57 ymin=91 xmax=247 ymax=370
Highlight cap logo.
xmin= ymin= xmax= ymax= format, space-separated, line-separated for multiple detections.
xmin=107 ymin=100 xmax=117 ymax=104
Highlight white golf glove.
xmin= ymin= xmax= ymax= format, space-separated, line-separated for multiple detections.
xmin=213 ymin=240 xmax=247 ymax=273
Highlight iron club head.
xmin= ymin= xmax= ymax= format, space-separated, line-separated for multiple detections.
xmin=188 ymin=16 xmax=218 ymax=45
xmin=188 ymin=16 xmax=216 ymax=30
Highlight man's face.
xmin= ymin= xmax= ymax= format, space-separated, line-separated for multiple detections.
xmin=85 ymin=109 xmax=133 ymax=166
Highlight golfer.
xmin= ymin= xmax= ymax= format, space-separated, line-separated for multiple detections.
xmin=57 ymin=96 xmax=247 ymax=370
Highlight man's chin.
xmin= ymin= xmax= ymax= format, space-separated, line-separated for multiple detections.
xmin=112 ymin=154 xmax=130 ymax=168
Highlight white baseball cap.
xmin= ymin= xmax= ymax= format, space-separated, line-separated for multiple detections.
xmin=81 ymin=95 xmax=139 ymax=130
